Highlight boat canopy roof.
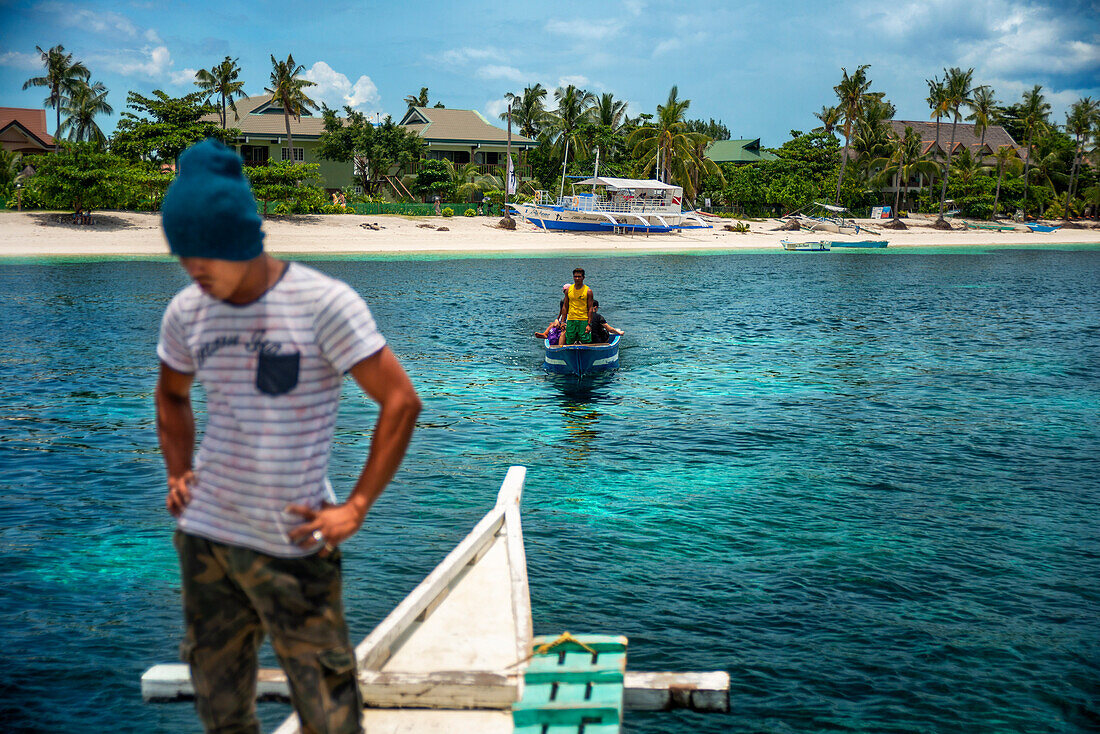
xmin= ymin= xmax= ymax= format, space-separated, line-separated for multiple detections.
xmin=575 ymin=176 xmax=682 ymax=193
xmin=811 ymin=201 xmax=850 ymax=213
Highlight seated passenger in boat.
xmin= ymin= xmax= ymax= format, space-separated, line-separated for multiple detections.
xmin=587 ymin=301 xmax=624 ymax=344
xmin=535 ymin=316 xmax=563 ymax=343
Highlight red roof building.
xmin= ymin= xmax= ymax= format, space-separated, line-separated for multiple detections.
xmin=0 ymin=107 xmax=55 ymax=154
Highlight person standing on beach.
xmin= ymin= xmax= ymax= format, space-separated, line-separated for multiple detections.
xmin=155 ymin=139 xmax=421 ymax=734
xmin=559 ymin=268 xmax=594 ymax=345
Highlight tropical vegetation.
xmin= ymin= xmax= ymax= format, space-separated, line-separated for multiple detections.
xmin=8 ymin=47 xmax=1100 ymax=221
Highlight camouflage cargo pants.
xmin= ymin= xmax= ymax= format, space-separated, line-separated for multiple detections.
xmin=175 ymin=530 xmax=363 ymax=734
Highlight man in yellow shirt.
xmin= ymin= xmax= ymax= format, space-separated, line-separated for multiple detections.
xmin=558 ymin=268 xmax=594 ymax=345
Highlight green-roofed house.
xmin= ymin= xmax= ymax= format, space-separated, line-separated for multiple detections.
xmin=704 ymin=139 xmax=777 ymax=165
xmin=398 ymin=106 xmax=537 ymax=177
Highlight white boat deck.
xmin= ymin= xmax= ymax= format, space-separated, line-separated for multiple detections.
xmin=382 ymin=532 xmax=517 ymax=673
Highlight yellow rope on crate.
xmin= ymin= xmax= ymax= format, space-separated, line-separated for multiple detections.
xmin=534 ymin=631 xmax=596 ymax=656
xmin=507 ymin=631 xmax=596 ymax=669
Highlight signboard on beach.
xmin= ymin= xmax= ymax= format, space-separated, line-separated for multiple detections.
xmin=871 ymin=206 xmax=892 ymax=219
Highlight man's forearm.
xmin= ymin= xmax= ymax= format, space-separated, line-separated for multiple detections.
xmin=156 ymin=391 xmax=195 ymax=476
xmin=346 ymin=392 xmax=420 ymax=518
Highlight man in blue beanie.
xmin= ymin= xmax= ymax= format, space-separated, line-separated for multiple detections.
xmin=155 ymin=139 xmax=421 ymax=734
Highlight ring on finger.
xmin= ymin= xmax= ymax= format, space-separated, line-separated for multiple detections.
xmin=311 ymin=529 xmax=324 ymax=543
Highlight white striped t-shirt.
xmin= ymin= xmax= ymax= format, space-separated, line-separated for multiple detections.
xmin=157 ymin=262 xmax=386 ymax=557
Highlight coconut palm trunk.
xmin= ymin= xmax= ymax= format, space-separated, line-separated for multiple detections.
xmin=993 ymin=163 xmax=1005 ymax=218
xmin=283 ymin=110 xmax=294 ymax=163
xmin=937 ymin=115 xmax=958 ymax=220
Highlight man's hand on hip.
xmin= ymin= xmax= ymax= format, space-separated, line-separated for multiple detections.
xmin=166 ymin=471 xmax=194 ymax=517
xmin=285 ymin=502 xmax=365 ymax=555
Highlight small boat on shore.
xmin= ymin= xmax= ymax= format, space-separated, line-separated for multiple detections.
xmin=512 ymin=177 xmax=711 ymax=233
xmin=963 ymin=221 xmax=1019 ymax=232
xmin=781 ymin=240 xmax=830 ymax=251
xmin=544 ymin=334 xmax=620 ymax=375
xmin=828 ymin=240 xmax=888 ymax=248
xmin=142 ymin=467 xmax=729 ymax=733
xmin=1024 ymin=222 xmax=1061 ymax=233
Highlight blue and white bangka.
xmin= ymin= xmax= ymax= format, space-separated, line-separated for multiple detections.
xmin=512 ymin=177 xmax=712 ymax=233
xmin=544 ymin=334 xmax=620 ymax=375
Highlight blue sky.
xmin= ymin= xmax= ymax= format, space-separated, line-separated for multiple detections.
xmin=1 ymin=0 xmax=1097 ymax=146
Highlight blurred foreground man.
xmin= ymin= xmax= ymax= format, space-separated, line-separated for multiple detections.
xmin=154 ymin=139 xmax=420 ymax=734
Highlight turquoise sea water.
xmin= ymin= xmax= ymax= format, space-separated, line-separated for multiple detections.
xmin=1 ymin=247 xmax=1098 ymax=733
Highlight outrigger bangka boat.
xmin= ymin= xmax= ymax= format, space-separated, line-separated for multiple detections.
xmin=781 ymin=240 xmax=830 ymax=251
xmin=511 ymin=177 xmax=712 ymax=233
xmin=142 ymin=467 xmax=728 ymax=733
xmin=788 ymin=202 xmax=879 ymax=235
xmin=544 ymin=334 xmax=620 ymax=376
xmin=827 ymin=240 xmax=888 ymax=248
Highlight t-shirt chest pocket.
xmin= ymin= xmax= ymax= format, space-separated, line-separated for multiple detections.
xmin=256 ymin=350 xmax=300 ymax=395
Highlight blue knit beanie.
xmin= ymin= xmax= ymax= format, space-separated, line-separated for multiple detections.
xmin=162 ymin=139 xmax=264 ymax=261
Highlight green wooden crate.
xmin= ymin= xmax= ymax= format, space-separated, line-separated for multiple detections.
xmin=513 ymin=634 xmax=627 ymax=734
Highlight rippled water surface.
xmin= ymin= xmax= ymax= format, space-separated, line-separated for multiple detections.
xmin=2 ymin=248 xmax=1099 ymax=733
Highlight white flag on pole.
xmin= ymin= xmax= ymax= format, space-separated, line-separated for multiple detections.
xmin=506 ymin=154 xmax=517 ymax=195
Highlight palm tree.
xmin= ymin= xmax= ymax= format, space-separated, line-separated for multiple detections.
xmin=833 ymin=64 xmax=873 ymax=203
xmin=547 ymin=85 xmax=596 ymax=193
xmin=925 ymin=76 xmax=948 ymax=154
xmin=966 ymin=85 xmax=998 ymax=160
xmin=814 ymin=105 xmax=841 ymax=135
xmin=195 ymin=56 xmax=248 ymax=129
xmin=850 ymin=95 xmax=895 ymax=180
xmin=626 ymin=86 xmax=721 ymax=202
xmin=404 ymin=87 xmax=430 ymax=108
xmin=871 ymin=126 xmax=938 ymax=221
xmin=445 ymin=160 xmax=495 ymax=201
xmin=593 ymin=92 xmax=628 ymax=132
xmin=58 ymin=80 xmax=113 ymax=147
xmin=1063 ymin=97 xmax=1099 ymax=218
xmin=501 ymin=84 xmax=550 ymax=139
xmin=22 ymin=44 xmax=90 ymax=152
xmin=984 ymin=145 xmax=1023 ymax=219
xmin=266 ymin=54 xmax=318 ymax=165
xmin=935 ymin=67 xmax=976 ymax=222
xmin=1019 ymin=85 xmax=1051 ymax=213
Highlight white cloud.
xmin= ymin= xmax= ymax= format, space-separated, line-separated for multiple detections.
xmin=436 ymin=47 xmax=504 ymax=66
xmin=485 ymin=96 xmax=510 ymax=122
xmin=477 ymin=65 xmax=529 ymax=83
xmin=171 ymin=67 xmax=198 ymax=85
xmin=0 ymin=50 xmax=43 ymax=70
xmin=35 ymin=1 xmax=143 ymax=38
xmin=104 ymin=45 xmax=173 ymax=78
xmin=961 ymin=13 xmax=1100 ymax=77
xmin=653 ymin=38 xmax=682 ymax=56
xmin=545 ymin=19 xmax=619 ymax=42
xmin=303 ymin=61 xmax=381 ymax=113
xmin=557 ymin=75 xmax=590 ymax=89
xmin=860 ymin=0 xmax=1099 ymax=79
xmin=622 ymin=0 xmax=645 ymax=16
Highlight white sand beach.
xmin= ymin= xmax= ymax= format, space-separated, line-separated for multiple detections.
xmin=1 ymin=210 xmax=1098 ymax=258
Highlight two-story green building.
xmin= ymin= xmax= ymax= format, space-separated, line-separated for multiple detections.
xmin=205 ymin=94 xmax=353 ymax=192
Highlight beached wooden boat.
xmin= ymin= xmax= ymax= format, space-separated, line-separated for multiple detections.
xmin=544 ymin=334 xmax=620 ymax=375
xmin=827 ymin=240 xmax=888 ymax=248
xmin=781 ymin=240 xmax=830 ymax=251
xmin=142 ymin=466 xmax=728 ymax=733
xmin=1024 ymin=222 xmax=1061 ymax=233
xmin=963 ymin=221 xmax=1018 ymax=232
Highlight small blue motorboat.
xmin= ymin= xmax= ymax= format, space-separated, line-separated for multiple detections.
xmin=544 ymin=334 xmax=620 ymax=375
